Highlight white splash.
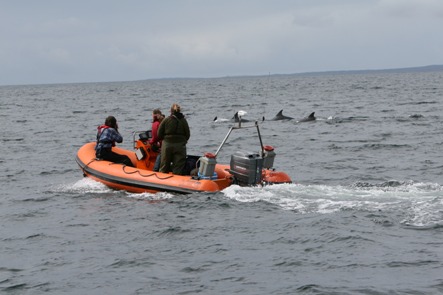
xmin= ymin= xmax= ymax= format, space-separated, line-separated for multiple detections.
xmin=222 ymin=182 xmax=443 ymax=227
xmin=237 ymin=110 xmax=247 ymax=117
xmin=125 ymin=191 xmax=175 ymax=201
xmin=213 ymin=117 xmax=229 ymax=123
xmin=54 ymin=178 xmax=112 ymax=194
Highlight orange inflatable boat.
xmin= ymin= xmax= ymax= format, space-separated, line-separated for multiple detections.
xmin=76 ymin=121 xmax=292 ymax=194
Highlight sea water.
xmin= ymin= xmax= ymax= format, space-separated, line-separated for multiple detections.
xmin=1 ymin=71 xmax=442 ymax=294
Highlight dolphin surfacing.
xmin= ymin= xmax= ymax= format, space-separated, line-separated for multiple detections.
xmin=232 ymin=112 xmax=250 ymax=122
xmin=297 ymin=112 xmax=316 ymax=122
xmin=270 ymin=109 xmax=294 ymax=121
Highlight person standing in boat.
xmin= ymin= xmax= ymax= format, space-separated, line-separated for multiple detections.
xmin=149 ymin=108 xmax=164 ymax=171
xmin=157 ymin=103 xmax=190 ymax=174
xmin=95 ymin=116 xmax=134 ymax=167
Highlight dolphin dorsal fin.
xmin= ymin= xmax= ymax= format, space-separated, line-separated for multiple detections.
xmin=277 ymin=109 xmax=284 ymax=115
xmin=308 ymin=112 xmax=315 ymax=118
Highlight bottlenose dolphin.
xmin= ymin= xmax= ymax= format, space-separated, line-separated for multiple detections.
xmin=297 ymin=112 xmax=316 ymax=122
xmin=213 ymin=116 xmax=229 ymax=123
xmin=232 ymin=111 xmax=250 ymax=122
xmin=269 ymin=109 xmax=294 ymax=121
xmin=214 ymin=111 xmax=264 ymax=123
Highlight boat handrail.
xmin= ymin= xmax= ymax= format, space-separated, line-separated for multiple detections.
xmin=215 ymin=120 xmax=264 ymax=157
xmin=133 ymin=118 xmax=265 ymax=158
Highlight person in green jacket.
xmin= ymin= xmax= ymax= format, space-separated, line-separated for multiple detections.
xmin=157 ymin=103 xmax=191 ymax=174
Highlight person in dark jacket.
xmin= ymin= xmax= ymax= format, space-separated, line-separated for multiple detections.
xmin=95 ymin=116 xmax=134 ymax=167
xmin=157 ymin=103 xmax=190 ymax=174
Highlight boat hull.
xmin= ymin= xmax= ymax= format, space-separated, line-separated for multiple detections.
xmin=76 ymin=142 xmax=232 ymax=194
xmin=76 ymin=141 xmax=292 ymax=194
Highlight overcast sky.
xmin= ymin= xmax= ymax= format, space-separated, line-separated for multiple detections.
xmin=1 ymin=0 xmax=442 ymax=86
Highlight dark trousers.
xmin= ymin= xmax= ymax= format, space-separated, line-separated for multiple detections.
xmin=98 ymin=148 xmax=134 ymax=167
xmin=159 ymin=142 xmax=187 ymax=175
xmin=154 ymin=154 xmax=161 ymax=172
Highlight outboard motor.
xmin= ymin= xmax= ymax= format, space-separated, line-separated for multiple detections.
xmin=262 ymin=145 xmax=276 ymax=169
xmin=229 ymin=151 xmax=263 ymax=186
xmin=198 ymin=152 xmax=218 ymax=179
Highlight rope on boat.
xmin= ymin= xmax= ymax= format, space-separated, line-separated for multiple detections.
xmin=80 ymin=158 xmax=99 ymax=176
xmin=86 ymin=158 xmax=98 ymax=166
xmin=85 ymin=160 xmax=174 ymax=180
xmin=109 ymin=163 xmax=174 ymax=180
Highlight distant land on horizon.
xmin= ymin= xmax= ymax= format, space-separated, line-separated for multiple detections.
xmin=213 ymin=64 xmax=443 ymax=80
xmin=6 ymin=64 xmax=443 ymax=86
xmin=284 ymin=64 xmax=443 ymax=77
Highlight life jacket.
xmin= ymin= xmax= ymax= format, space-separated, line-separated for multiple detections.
xmin=96 ymin=125 xmax=116 ymax=146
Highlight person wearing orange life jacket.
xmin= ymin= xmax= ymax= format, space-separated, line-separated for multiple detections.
xmin=149 ymin=109 xmax=164 ymax=171
xmin=95 ymin=116 xmax=134 ymax=167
